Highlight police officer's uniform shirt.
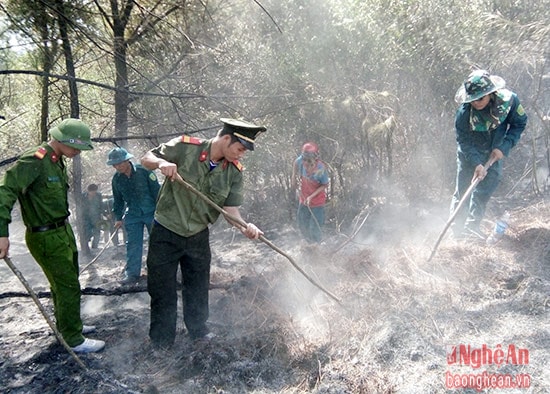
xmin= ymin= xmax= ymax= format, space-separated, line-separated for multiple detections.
xmin=0 ymin=143 xmax=70 ymax=237
xmin=151 ymin=136 xmax=244 ymax=238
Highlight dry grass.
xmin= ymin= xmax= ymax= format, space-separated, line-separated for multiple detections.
xmin=0 ymin=200 xmax=548 ymax=393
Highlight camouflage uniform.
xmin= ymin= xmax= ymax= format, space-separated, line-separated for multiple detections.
xmin=451 ymin=71 xmax=528 ymax=235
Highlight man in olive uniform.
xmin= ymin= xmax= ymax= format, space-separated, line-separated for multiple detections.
xmin=107 ymin=147 xmax=160 ymax=284
xmin=0 ymin=118 xmax=105 ymax=353
xmin=141 ymin=118 xmax=265 ymax=348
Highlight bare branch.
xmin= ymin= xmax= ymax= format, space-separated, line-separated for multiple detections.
xmin=0 ymin=69 xmax=202 ymax=99
xmin=252 ymin=0 xmax=283 ymax=34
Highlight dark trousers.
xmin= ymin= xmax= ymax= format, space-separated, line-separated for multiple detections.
xmin=450 ymin=156 xmax=501 ymax=234
xmin=84 ymin=220 xmax=101 ymax=249
xmin=147 ymin=223 xmax=211 ymax=347
xmin=297 ymin=204 xmax=325 ymax=243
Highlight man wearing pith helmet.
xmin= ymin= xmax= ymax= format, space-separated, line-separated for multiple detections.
xmin=0 ymin=118 xmax=105 ymax=353
xmin=107 ymin=146 xmax=160 ymax=285
xmin=450 ymin=70 xmax=527 ymax=240
xmin=141 ymin=117 xmax=266 ymax=348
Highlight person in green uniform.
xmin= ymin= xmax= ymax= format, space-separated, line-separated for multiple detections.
xmin=0 ymin=118 xmax=105 ymax=353
xmin=141 ymin=118 xmax=266 ymax=348
xmin=82 ymin=183 xmax=103 ymax=252
xmin=451 ymin=70 xmax=528 ymax=239
xmin=107 ymin=147 xmax=160 ymax=284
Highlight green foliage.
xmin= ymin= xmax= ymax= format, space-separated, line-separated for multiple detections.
xmin=1 ymin=0 xmax=548 ymax=233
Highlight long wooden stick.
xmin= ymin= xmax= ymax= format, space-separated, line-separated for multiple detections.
xmin=174 ymin=174 xmax=342 ymax=304
xmin=79 ymin=228 xmax=119 ymax=274
xmin=428 ymin=158 xmax=496 ymax=261
xmin=2 ymin=256 xmax=87 ymax=369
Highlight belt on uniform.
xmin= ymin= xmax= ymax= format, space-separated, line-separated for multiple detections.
xmin=30 ymin=219 xmax=68 ymax=233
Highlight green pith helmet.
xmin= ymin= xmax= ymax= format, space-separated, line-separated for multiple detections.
xmin=454 ymin=70 xmax=506 ymax=104
xmin=106 ymin=147 xmax=134 ymax=166
xmin=49 ymin=118 xmax=94 ymax=150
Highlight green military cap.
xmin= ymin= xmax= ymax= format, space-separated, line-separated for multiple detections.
xmin=106 ymin=147 xmax=134 ymax=166
xmin=220 ymin=118 xmax=266 ymax=151
xmin=49 ymin=118 xmax=94 ymax=150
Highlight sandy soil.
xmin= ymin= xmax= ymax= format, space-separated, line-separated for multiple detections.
xmin=0 ymin=199 xmax=548 ymax=393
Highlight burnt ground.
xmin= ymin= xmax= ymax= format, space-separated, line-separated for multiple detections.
xmin=0 ymin=198 xmax=548 ymax=393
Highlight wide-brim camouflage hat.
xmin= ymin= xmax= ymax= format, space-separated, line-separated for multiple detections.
xmin=220 ymin=118 xmax=266 ymax=151
xmin=49 ymin=118 xmax=94 ymax=150
xmin=454 ymin=70 xmax=506 ymax=104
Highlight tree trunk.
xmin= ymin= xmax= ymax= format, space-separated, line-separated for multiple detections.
xmin=113 ymin=34 xmax=129 ymax=145
xmin=55 ymin=0 xmax=88 ymax=255
xmin=111 ymin=1 xmax=133 ymax=146
xmin=36 ymin=3 xmax=56 ymax=141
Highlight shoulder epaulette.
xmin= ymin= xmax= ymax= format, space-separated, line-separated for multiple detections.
xmin=181 ymin=135 xmax=203 ymax=145
xmin=232 ymin=160 xmax=243 ymax=172
xmin=34 ymin=147 xmax=47 ymax=160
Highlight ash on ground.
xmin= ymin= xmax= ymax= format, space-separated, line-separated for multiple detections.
xmin=0 ymin=200 xmax=548 ymax=393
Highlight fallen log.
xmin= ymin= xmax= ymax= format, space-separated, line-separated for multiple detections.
xmin=0 ymin=281 xmax=234 ymax=299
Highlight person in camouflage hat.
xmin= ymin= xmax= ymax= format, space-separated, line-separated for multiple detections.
xmin=450 ymin=70 xmax=528 ymax=240
xmin=0 ymin=118 xmax=105 ymax=353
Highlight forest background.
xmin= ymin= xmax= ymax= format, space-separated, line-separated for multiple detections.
xmin=1 ymin=1 xmax=549 ymax=393
xmin=0 ymin=0 xmax=549 ymax=245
